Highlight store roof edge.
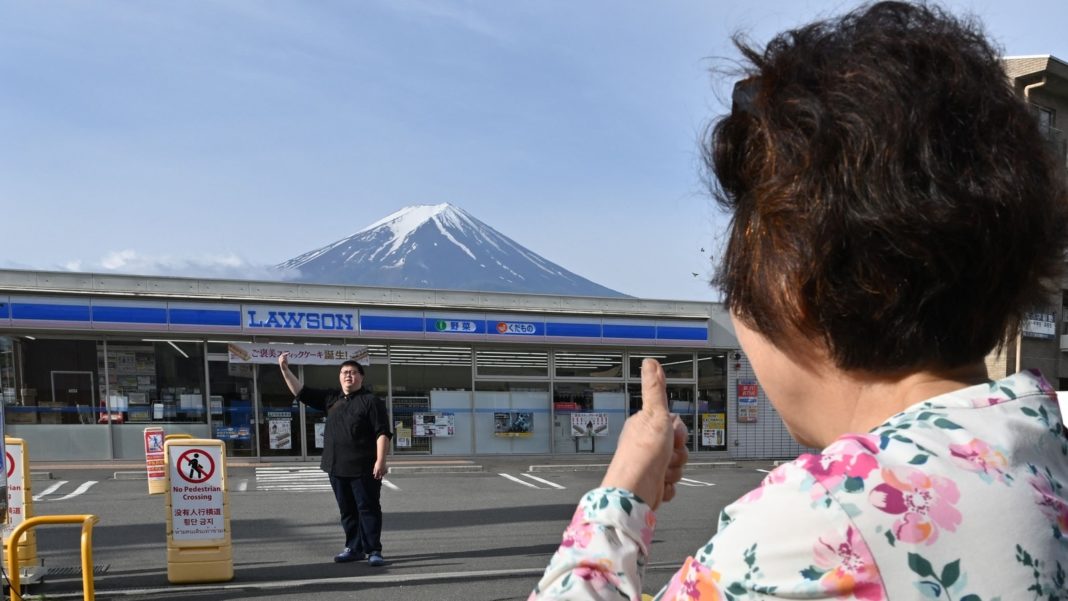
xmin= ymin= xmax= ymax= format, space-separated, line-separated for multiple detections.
xmin=0 ymin=268 xmax=717 ymax=319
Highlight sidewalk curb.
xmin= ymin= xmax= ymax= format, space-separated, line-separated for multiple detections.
xmin=114 ymin=471 xmax=147 ymax=480
xmin=387 ymin=465 xmax=483 ymax=474
xmin=528 ymin=461 xmax=740 ymax=473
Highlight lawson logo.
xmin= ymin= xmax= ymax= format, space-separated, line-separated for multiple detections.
xmin=246 ymin=309 xmax=355 ymax=331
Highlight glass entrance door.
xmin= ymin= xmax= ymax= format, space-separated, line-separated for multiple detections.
xmin=300 ymin=365 xmax=338 ymax=459
xmin=257 ymin=364 xmax=304 ymax=458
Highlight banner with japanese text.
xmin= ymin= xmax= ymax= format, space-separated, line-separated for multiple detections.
xmin=227 ymin=342 xmax=370 ymax=365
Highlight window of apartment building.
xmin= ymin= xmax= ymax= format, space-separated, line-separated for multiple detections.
xmin=1035 ymin=104 xmax=1055 ymax=130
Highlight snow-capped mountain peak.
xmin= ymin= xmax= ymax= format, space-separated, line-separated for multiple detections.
xmin=276 ymin=204 xmax=626 ymax=297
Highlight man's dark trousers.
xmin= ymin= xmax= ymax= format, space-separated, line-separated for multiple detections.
xmin=329 ymin=471 xmax=383 ymax=554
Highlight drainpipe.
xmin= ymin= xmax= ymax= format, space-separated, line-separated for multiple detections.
xmin=1016 ymin=77 xmax=1048 ymax=375
xmin=1023 ymin=76 xmax=1047 ymax=103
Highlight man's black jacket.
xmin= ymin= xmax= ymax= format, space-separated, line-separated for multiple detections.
xmin=295 ymin=386 xmax=392 ymax=477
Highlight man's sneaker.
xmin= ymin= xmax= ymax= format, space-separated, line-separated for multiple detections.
xmin=368 ymin=552 xmax=385 ymax=567
xmin=334 ymin=548 xmax=365 ymax=563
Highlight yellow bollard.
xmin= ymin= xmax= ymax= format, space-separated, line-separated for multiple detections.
xmin=5 ymin=514 xmax=98 ymax=601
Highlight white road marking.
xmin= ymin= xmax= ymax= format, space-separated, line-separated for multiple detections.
xmin=236 ymin=479 xmax=248 ymax=492
xmin=255 ymin=467 xmax=329 ymax=491
xmin=33 ymin=481 xmax=68 ymax=500
xmin=678 ymin=477 xmax=715 ymax=487
xmin=51 ymin=481 xmax=98 ymax=501
xmin=520 ymin=473 xmax=565 ymax=489
xmin=253 ymin=468 xmax=398 ymax=492
xmin=756 ymin=469 xmax=771 ymax=473
xmin=499 ymin=473 xmax=540 ymax=489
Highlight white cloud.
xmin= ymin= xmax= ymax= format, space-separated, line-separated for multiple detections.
xmin=9 ymin=250 xmax=302 ymax=282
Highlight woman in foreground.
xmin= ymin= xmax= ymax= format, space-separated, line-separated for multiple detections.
xmin=531 ymin=2 xmax=1068 ymax=599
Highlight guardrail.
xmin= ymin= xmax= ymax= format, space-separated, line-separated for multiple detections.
xmin=6 ymin=514 xmax=99 ymax=601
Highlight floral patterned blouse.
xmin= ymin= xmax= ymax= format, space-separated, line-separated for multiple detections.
xmin=530 ymin=370 xmax=1068 ymax=600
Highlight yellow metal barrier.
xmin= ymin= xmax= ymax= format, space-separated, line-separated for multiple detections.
xmin=5 ymin=514 xmax=99 ymax=601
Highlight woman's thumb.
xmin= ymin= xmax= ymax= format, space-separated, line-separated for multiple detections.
xmin=640 ymin=358 xmax=669 ymax=416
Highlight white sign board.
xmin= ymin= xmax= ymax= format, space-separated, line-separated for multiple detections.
xmin=168 ymin=444 xmax=225 ymax=541
xmin=1022 ymin=311 xmax=1057 ymax=339
xmin=2 ymin=443 xmax=24 ymax=540
xmin=570 ymin=412 xmax=609 ymax=437
xmin=413 ymin=412 xmax=455 ymax=437
xmin=227 ymin=342 xmax=370 ymax=365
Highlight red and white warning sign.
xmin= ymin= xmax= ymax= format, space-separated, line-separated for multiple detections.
xmin=144 ymin=428 xmax=166 ymax=495
xmin=2 ymin=443 xmax=25 ymax=541
xmin=167 ymin=442 xmax=225 ymax=541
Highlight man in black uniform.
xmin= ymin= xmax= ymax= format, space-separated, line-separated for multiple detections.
xmin=278 ymin=352 xmax=392 ymax=566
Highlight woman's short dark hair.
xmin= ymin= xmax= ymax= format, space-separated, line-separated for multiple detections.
xmin=707 ymin=1 xmax=1068 ymax=371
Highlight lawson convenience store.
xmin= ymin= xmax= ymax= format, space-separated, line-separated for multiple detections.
xmin=0 ymin=269 xmax=807 ymax=462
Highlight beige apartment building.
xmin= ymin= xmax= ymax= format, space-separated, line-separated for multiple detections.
xmin=993 ymin=56 xmax=1068 ymax=387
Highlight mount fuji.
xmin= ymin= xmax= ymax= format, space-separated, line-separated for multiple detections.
xmin=276 ymin=204 xmax=627 ymax=297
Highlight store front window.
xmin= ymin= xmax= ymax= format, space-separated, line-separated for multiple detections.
xmin=389 ymin=346 xmax=472 ymax=455
xmin=101 ymin=340 xmax=206 ymax=424
xmin=476 ymin=349 xmax=549 ymax=377
xmin=553 ymin=382 xmax=625 ymax=454
xmin=5 ymin=338 xmax=98 ymax=425
xmin=474 ymin=380 xmax=550 ymax=454
xmin=554 ymin=350 xmax=623 ymax=378
xmin=207 ymin=360 xmax=254 ymax=457
xmin=626 ymin=380 xmax=697 ymax=450
xmin=697 ymin=352 xmax=728 ymax=451
xmin=628 ymin=352 xmax=695 ymax=380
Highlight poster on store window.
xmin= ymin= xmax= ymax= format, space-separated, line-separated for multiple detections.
xmin=314 ymin=421 xmax=325 ymax=448
xmin=494 ymin=411 xmax=533 ymax=437
xmin=737 ymin=380 xmax=759 ymax=423
xmin=570 ymin=412 xmax=609 ymax=437
xmin=413 ymin=412 xmax=454 ymax=437
xmin=268 ymin=413 xmax=292 ymax=449
xmin=394 ymin=421 xmax=412 ymax=448
xmin=701 ymin=413 xmax=726 ymax=446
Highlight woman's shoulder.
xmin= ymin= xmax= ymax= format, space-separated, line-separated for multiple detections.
xmin=712 ymin=372 xmax=1068 ymax=597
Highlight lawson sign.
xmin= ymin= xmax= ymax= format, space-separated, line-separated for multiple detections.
xmin=244 ymin=305 xmax=356 ymax=334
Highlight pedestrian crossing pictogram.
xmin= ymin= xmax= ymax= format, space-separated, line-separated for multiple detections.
xmin=176 ymin=449 xmax=215 ymax=484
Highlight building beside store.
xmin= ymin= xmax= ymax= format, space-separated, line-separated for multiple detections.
xmin=0 ymin=268 xmax=807 ymax=462
xmin=994 ymin=55 xmax=1068 ymax=386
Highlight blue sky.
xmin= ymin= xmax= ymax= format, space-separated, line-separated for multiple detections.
xmin=3 ymin=1 xmax=1067 ymax=301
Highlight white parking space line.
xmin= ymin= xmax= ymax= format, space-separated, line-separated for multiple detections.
xmin=382 ymin=479 xmax=400 ymax=491
xmin=51 ymin=481 xmax=98 ymax=501
xmin=499 ymin=473 xmax=541 ymax=489
xmin=33 ymin=481 xmax=68 ymax=500
xmin=678 ymin=477 xmax=715 ymax=487
xmin=520 ymin=473 xmax=565 ymax=490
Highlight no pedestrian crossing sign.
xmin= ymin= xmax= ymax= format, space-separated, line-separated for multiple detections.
xmin=167 ymin=441 xmax=225 ymax=541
